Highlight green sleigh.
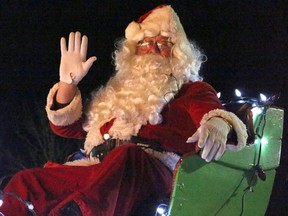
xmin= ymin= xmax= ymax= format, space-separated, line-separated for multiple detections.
xmin=168 ymin=106 xmax=284 ymax=216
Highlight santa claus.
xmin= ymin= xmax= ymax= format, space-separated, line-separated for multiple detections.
xmin=0 ymin=5 xmax=247 ymax=216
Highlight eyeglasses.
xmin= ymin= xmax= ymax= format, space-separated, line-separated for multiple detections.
xmin=137 ymin=40 xmax=174 ymax=51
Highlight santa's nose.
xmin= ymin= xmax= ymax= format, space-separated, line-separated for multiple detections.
xmin=147 ymin=46 xmax=160 ymax=54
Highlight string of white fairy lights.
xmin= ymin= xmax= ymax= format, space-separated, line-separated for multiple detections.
xmin=228 ymin=89 xmax=281 ymax=216
xmin=0 ymin=175 xmax=37 ymax=216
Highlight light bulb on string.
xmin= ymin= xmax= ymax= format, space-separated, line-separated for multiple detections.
xmin=217 ymin=92 xmax=221 ymax=99
xmin=260 ymin=93 xmax=267 ymax=102
xmin=235 ymin=89 xmax=242 ymax=97
xmin=251 ymin=107 xmax=263 ymax=116
xmin=157 ymin=207 xmax=165 ymax=214
xmin=0 ymin=191 xmax=3 ymax=207
xmin=27 ymin=202 xmax=34 ymax=210
xmin=156 ymin=203 xmax=169 ymax=216
xmin=261 ymin=137 xmax=268 ymax=145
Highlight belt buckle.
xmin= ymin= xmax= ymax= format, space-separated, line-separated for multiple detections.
xmin=115 ymin=138 xmax=121 ymax=147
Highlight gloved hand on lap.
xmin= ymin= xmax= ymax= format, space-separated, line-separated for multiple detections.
xmin=187 ymin=117 xmax=232 ymax=162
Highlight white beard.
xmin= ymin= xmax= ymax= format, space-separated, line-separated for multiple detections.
xmin=83 ymin=54 xmax=186 ymax=152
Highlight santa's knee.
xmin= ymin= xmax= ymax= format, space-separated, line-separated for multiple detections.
xmin=4 ymin=168 xmax=39 ymax=191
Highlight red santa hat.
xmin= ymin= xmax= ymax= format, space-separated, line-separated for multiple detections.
xmin=125 ymin=5 xmax=187 ymax=43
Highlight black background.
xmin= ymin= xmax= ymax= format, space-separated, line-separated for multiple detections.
xmin=0 ymin=0 xmax=287 ymax=215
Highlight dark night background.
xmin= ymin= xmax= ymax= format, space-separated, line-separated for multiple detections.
xmin=0 ymin=0 xmax=287 ymax=215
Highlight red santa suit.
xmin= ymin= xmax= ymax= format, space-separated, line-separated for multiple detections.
xmin=0 ymin=81 xmax=247 ymax=216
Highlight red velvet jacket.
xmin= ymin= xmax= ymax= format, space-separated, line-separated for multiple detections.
xmin=50 ymin=81 xmax=223 ymax=155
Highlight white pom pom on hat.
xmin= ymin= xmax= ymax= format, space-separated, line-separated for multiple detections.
xmin=125 ymin=4 xmax=187 ymax=42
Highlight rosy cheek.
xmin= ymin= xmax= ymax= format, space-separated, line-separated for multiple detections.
xmin=161 ymin=50 xmax=172 ymax=57
xmin=136 ymin=48 xmax=146 ymax=55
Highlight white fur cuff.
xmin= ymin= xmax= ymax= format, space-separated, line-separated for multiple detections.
xmin=45 ymin=83 xmax=83 ymax=126
xmin=200 ymin=109 xmax=248 ymax=151
xmin=64 ymin=158 xmax=99 ymax=166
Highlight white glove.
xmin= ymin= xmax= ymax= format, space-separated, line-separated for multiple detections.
xmin=59 ymin=32 xmax=97 ymax=85
xmin=187 ymin=117 xmax=231 ymax=162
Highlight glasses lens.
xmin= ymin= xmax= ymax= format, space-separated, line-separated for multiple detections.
xmin=137 ymin=40 xmax=174 ymax=51
xmin=157 ymin=41 xmax=173 ymax=50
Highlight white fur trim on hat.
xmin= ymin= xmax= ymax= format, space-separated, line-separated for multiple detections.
xmin=125 ymin=5 xmax=186 ymax=42
xmin=45 ymin=83 xmax=83 ymax=126
xmin=200 ymin=109 xmax=248 ymax=151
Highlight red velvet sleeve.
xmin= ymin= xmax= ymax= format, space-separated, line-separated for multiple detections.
xmin=182 ymin=82 xmax=224 ymax=128
xmin=49 ymin=115 xmax=87 ymax=139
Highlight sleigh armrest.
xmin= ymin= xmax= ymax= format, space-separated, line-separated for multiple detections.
xmin=168 ymin=107 xmax=284 ymax=216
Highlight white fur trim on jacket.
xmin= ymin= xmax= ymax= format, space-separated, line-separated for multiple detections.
xmin=143 ymin=148 xmax=181 ymax=172
xmin=45 ymin=83 xmax=83 ymax=126
xmin=200 ymin=109 xmax=248 ymax=151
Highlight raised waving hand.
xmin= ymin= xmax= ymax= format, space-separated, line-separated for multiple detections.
xmin=59 ymin=32 xmax=97 ymax=85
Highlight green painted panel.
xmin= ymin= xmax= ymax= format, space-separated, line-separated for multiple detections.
xmin=217 ymin=107 xmax=284 ymax=171
xmin=169 ymin=155 xmax=276 ymax=216
xmin=168 ymin=107 xmax=284 ymax=216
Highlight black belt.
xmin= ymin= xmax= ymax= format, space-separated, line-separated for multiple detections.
xmin=90 ymin=136 xmax=163 ymax=161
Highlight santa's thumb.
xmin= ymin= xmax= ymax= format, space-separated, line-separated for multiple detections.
xmin=84 ymin=56 xmax=97 ymax=71
xmin=186 ymin=131 xmax=199 ymax=143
